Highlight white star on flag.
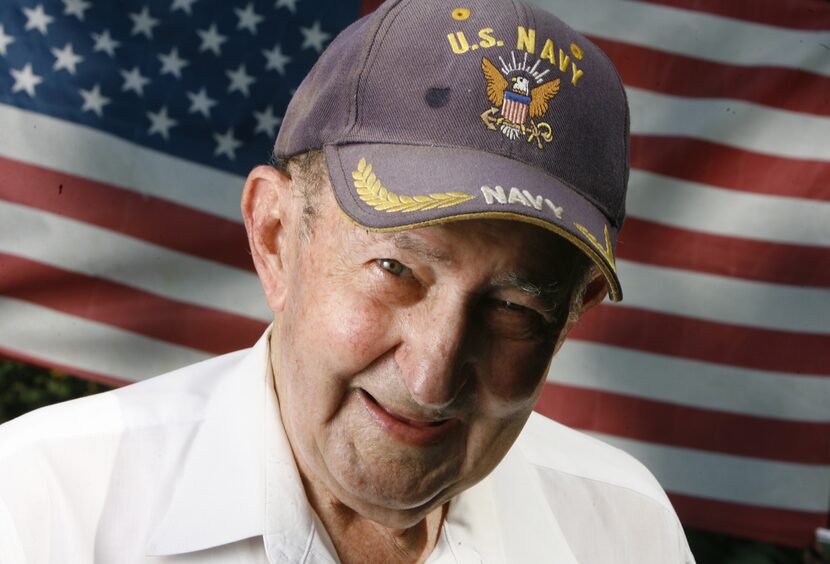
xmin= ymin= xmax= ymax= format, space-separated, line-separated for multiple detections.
xmin=158 ymin=48 xmax=189 ymax=78
xmin=213 ymin=128 xmax=241 ymax=159
xmin=22 ymin=5 xmax=54 ymax=35
xmin=263 ymin=44 xmax=291 ymax=75
xmin=275 ymin=0 xmax=300 ymax=14
xmin=79 ymin=84 xmax=110 ymax=117
xmin=300 ymin=21 xmax=330 ymax=53
xmin=235 ymin=3 xmax=264 ymax=35
xmin=62 ymin=0 xmax=92 ymax=21
xmin=197 ymin=24 xmax=227 ymax=56
xmin=10 ymin=63 xmax=43 ymax=97
xmin=52 ymin=43 xmax=84 ymax=75
xmin=170 ymin=0 xmax=199 ymax=15
xmin=129 ymin=7 xmax=160 ymax=39
xmin=226 ymin=64 xmax=256 ymax=97
xmin=91 ymin=30 xmax=120 ymax=57
xmin=253 ymin=106 xmax=282 ymax=137
xmin=0 ymin=25 xmax=15 ymax=56
xmin=120 ymin=66 xmax=151 ymax=96
xmin=147 ymin=106 xmax=178 ymax=139
xmin=186 ymin=88 xmax=217 ymax=118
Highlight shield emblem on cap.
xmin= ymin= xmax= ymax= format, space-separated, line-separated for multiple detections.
xmin=480 ymin=55 xmax=561 ymax=147
xmin=501 ymin=90 xmax=530 ymax=126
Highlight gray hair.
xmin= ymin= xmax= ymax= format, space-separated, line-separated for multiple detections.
xmin=271 ymin=149 xmax=327 ymax=238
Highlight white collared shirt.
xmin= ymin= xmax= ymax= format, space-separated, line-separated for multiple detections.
xmin=0 ymin=330 xmax=694 ymax=563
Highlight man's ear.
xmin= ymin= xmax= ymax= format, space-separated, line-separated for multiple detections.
xmin=577 ymin=268 xmax=608 ymax=316
xmin=552 ymin=267 xmax=607 ymax=355
xmin=241 ymin=165 xmax=296 ymax=313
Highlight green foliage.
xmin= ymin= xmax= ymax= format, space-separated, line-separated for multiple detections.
xmin=686 ymin=528 xmax=805 ymax=564
xmin=0 ymin=359 xmax=111 ymax=424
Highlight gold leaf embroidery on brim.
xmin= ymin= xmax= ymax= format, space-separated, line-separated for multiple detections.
xmin=352 ymin=158 xmax=475 ymax=213
xmin=575 ymin=222 xmax=616 ymax=270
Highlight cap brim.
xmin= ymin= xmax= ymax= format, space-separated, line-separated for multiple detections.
xmin=325 ymin=143 xmax=622 ymax=301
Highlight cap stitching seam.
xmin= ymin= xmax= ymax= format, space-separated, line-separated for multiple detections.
xmin=348 ymin=0 xmax=414 ymax=137
xmin=586 ymin=35 xmax=630 ymax=225
xmin=347 ymin=16 xmax=383 ymax=136
xmin=346 ymin=1 xmax=397 ymax=136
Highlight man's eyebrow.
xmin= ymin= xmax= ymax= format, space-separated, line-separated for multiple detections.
xmin=490 ymin=272 xmax=565 ymax=314
xmin=392 ymin=233 xmax=453 ymax=264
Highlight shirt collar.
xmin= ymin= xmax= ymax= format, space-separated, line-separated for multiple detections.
xmin=262 ymin=339 xmax=317 ymax=563
xmin=146 ymin=328 xmax=280 ymax=556
xmin=440 ymin=436 xmax=578 ymax=564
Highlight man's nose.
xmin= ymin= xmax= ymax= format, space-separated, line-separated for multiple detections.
xmin=397 ymin=302 xmax=474 ymax=411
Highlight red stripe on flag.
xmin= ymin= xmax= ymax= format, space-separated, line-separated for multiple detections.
xmin=635 ymin=0 xmax=830 ymax=31
xmin=0 ymin=156 xmax=254 ymax=272
xmin=0 ymin=253 xmax=267 ymax=354
xmin=593 ymin=36 xmax=830 ymax=116
xmin=0 ymin=346 xmax=130 ymax=388
xmin=669 ymin=493 xmax=828 ymax=547
xmin=618 ymin=218 xmax=830 ymax=288
xmin=360 ymin=0 xmax=384 ymax=16
xmin=630 ymin=135 xmax=830 ymax=201
xmin=537 ymin=383 xmax=830 ymax=464
xmin=570 ymin=305 xmax=830 ymax=376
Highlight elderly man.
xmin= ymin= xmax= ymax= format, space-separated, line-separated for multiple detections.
xmin=0 ymin=0 xmax=694 ymax=562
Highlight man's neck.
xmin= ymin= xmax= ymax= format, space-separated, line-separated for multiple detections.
xmin=302 ymin=475 xmax=448 ymax=564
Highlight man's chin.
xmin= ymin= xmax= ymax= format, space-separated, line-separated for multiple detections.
xmin=327 ymin=457 xmax=460 ymax=527
xmin=338 ymin=482 xmax=454 ymax=529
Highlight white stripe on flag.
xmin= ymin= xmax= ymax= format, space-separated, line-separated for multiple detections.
xmin=591 ymin=433 xmax=830 ymax=513
xmin=0 ymin=200 xmax=271 ymax=322
xmin=628 ymin=88 xmax=830 ymax=161
xmin=614 ymin=260 xmax=830 ymax=334
xmin=0 ymin=103 xmax=245 ymax=221
xmin=627 ymin=170 xmax=830 ymax=247
xmin=0 ymin=297 xmax=212 ymax=381
xmin=551 ymin=341 xmax=830 ymax=422
xmin=525 ymin=0 xmax=830 ymax=76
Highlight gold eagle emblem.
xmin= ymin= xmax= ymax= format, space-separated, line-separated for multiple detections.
xmin=480 ymin=56 xmax=560 ymax=148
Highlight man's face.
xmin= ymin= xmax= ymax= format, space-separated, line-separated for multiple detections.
xmin=266 ymin=181 xmax=586 ymax=527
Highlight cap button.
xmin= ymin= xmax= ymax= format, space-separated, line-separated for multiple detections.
xmin=452 ymin=8 xmax=471 ymax=21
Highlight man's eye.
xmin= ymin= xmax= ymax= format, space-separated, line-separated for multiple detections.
xmin=482 ymin=299 xmax=554 ymax=339
xmin=376 ymin=258 xmax=411 ymax=277
xmin=493 ymin=300 xmax=525 ymax=312
xmin=492 ymin=300 xmax=542 ymax=319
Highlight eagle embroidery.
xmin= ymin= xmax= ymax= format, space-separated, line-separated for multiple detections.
xmin=480 ymin=56 xmax=560 ymax=147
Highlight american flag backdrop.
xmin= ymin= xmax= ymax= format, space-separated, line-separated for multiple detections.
xmin=0 ymin=0 xmax=828 ymax=550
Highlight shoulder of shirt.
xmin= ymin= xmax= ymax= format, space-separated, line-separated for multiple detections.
xmin=0 ymin=347 xmax=251 ymax=457
xmin=516 ymin=411 xmax=674 ymax=513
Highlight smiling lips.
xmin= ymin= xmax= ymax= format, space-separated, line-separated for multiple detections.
xmin=358 ymin=390 xmax=459 ymax=446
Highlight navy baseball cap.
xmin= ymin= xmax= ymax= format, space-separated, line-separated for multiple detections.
xmin=276 ymin=0 xmax=629 ymax=301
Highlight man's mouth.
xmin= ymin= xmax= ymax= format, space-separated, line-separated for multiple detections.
xmin=358 ymin=390 xmax=459 ymax=446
